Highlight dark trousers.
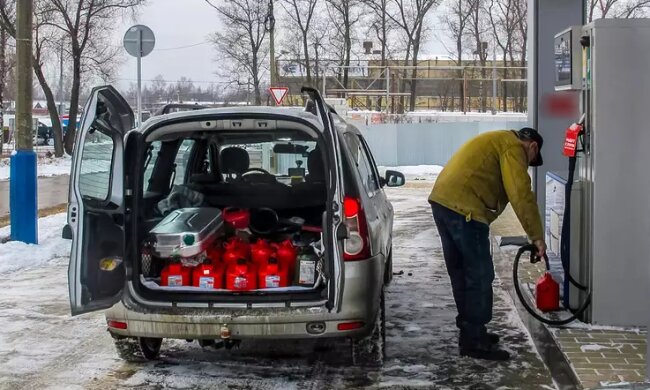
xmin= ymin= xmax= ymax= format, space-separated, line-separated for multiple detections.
xmin=431 ymin=202 xmax=494 ymax=346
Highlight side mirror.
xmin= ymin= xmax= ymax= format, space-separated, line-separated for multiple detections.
xmin=384 ymin=170 xmax=405 ymax=187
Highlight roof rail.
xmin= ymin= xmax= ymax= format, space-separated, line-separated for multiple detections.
xmin=156 ymin=103 xmax=208 ymax=116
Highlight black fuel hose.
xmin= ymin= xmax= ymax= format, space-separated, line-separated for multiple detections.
xmin=513 ymin=244 xmax=592 ymax=326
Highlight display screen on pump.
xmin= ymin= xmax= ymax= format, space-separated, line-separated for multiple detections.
xmin=555 ymin=32 xmax=573 ymax=88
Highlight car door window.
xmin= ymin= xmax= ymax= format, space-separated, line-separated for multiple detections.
xmin=78 ymin=129 xmax=115 ymax=201
xmin=344 ymin=133 xmax=380 ymax=196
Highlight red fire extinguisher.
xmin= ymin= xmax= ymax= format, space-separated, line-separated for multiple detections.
xmin=536 ymin=272 xmax=560 ymax=312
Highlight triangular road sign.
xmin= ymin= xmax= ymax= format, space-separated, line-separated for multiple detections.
xmin=269 ymin=87 xmax=289 ymax=105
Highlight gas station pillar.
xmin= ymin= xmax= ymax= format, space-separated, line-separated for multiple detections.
xmin=528 ymin=0 xmax=583 ymax=216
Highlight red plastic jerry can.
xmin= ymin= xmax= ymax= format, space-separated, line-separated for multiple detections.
xmin=226 ymin=259 xmax=258 ymax=291
xmin=273 ymin=240 xmax=297 ymax=278
xmin=258 ymin=258 xmax=289 ymax=289
xmin=192 ymin=263 xmax=225 ymax=289
xmin=536 ymin=272 xmax=560 ymax=312
xmin=223 ymin=237 xmax=251 ymax=265
xmin=251 ymin=239 xmax=274 ymax=267
xmin=160 ymin=264 xmax=191 ymax=287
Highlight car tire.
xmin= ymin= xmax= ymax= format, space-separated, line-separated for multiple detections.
xmin=351 ymin=289 xmax=386 ymax=367
xmin=112 ymin=334 xmax=162 ymax=362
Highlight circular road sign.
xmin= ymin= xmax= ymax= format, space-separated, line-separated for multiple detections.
xmin=123 ymin=25 xmax=156 ymax=57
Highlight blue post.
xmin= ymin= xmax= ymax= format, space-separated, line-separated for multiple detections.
xmin=10 ymin=150 xmax=38 ymax=244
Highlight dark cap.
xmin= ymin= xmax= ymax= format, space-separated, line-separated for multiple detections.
xmin=517 ymin=127 xmax=544 ymax=167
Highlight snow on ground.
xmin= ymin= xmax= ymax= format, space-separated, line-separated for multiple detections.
xmin=0 ymin=155 xmax=72 ymax=181
xmin=0 ymin=185 xmax=555 ymax=389
xmin=0 ymin=213 xmax=70 ymax=274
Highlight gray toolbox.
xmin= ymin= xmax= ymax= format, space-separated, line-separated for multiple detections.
xmin=149 ymin=207 xmax=224 ymax=258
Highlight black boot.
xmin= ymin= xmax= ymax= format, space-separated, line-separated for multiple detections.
xmin=487 ymin=332 xmax=500 ymax=344
xmin=460 ymin=342 xmax=510 ymax=361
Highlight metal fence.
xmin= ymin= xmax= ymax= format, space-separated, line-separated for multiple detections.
xmin=356 ymin=118 xmax=529 ymax=167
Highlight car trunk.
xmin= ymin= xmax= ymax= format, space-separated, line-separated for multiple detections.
xmin=129 ymin=115 xmax=335 ymax=306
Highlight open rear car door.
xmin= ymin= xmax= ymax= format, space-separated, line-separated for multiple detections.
xmin=67 ymin=86 xmax=134 ymax=315
xmin=301 ymin=87 xmax=345 ymax=313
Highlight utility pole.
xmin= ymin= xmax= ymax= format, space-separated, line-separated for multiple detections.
xmin=0 ymin=10 xmax=6 ymax=155
xmin=58 ymin=43 xmax=64 ymax=116
xmin=268 ymin=0 xmax=276 ymax=105
xmin=11 ymin=0 xmax=38 ymax=244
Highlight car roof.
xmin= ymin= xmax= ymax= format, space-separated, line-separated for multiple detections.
xmin=138 ymin=106 xmax=327 ymax=133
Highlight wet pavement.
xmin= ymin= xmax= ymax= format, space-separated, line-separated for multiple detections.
xmin=0 ymin=185 xmax=556 ymax=389
xmin=0 ymin=175 xmax=69 ymax=218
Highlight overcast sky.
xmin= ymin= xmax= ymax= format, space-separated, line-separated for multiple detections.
xmin=112 ymin=0 xmax=221 ymax=90
xmin=110 ymin=0 xmax=449 ymax=91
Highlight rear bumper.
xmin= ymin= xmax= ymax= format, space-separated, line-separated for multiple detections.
xmin=106 ymin=254 xmax=384 ymax=340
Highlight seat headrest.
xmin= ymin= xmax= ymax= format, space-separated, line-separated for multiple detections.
xmin=307 ymin=148 xmax=325 ymax=182
xmin=221 ymin=147 xmax=250 ymax=176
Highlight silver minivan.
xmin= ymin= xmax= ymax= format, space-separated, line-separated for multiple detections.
xmin=66 ymin=86 xmax=404 ymax=366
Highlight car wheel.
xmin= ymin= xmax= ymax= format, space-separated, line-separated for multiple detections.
xmin=111 ymin=334 xmax=162 ymax=362
xmin=351 ymin=289 xmax=385 ymax=367
xmin=139 ymin=337 xmax=163 ymax=360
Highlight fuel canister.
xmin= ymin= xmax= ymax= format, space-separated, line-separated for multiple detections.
xmin=226 ymin=259 xmax=258 ymax=291
xmin=160 ymin=263 xmax=192 ymax=287
xmin=251 ymin=239 xmax=274 ymax=267
xmin=536 ymin=272 xmax=560 ymax=312
xmin=258 ymin=258 xmax=289 ymax=288
xmin=192 ymin=263 xmax=225 ymax=289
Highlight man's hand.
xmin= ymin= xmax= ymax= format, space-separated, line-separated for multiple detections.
xmin=533 ymin=239 xmax=546 ymax=259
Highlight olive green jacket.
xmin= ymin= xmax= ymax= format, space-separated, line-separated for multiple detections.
xmin=429 ymin=130 xmax=544 ymax=241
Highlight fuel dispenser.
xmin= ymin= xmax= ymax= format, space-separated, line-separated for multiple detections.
xmin=517 ymin=19 xmax=650 ymax=327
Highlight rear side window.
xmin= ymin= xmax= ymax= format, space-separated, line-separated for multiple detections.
xmin=173 ymin=139 xmax=196 ymax=185
xmin=143 ymin=141 xmax=162 ymax=190
xmin=344 ymin=133 xmax=380 ymax=195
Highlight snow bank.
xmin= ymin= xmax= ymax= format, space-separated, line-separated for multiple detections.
xmin=0 ymin=155 xmax=72 ymax=181
xmin=0 ymin=213 xmax=70 ymax=274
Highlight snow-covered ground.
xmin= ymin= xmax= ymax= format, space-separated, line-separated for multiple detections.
xmin=0 ymin=155 xmax=72 ymax=181
xmin=379 ymin=165 xmax=443 ymax=182
xmin=0 ymin=184 xmax=556 ymax=388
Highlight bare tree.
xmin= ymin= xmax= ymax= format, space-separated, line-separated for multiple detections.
xmin=0 ymin=1 xmax=68 ymax=156
xmin=281 ymin=0 xmax=318 ymax=85
xmin=467 ymin=0 xmax=490 ymax=112
xmin=326 ymin=0 xmax=362 ymax=91
xmin=363 ymin=0 xmax=396 ymax=111
xmin=511 ymin=0 xmax=526 ymax=112
xmin=0 ymin=1 xmax=5 ymax=154
xmin=487 ymin=0 xmax=518 ymax=112
xmin=388 ymin=0 xmax=440 ymax=112
xmin=442 ymin=0 xmax=472 ymax=112
xmin=41 ymin=0 xmax=143 ymax=155
xmin=208 ymin=0 xmax=269 ymax=105
xmin=588 ymin=0 xmax=650 ymax=21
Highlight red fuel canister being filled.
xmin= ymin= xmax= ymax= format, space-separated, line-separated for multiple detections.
xmin=258 ymin=257 xmax=289 ymax=288
xmin=192 ymin=263 xmax=225 ymax=289
xmin=536 ymin=272 xmax=560 ymax=312
xmin=226 ymin=259 xmax=258 ymax=291
xmin=160 ymin=264 xmax=192 ymax=287
xmin=273 ymin=240 xmax=297 ymax=278
xmin=251 ymin=239 xmax=274 ymax=267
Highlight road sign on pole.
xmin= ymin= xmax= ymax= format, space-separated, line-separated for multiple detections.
xmin=269 ymin=87 xmax=289 ymax=105
xmin=123 ymin=25 xmax=155 ymax=127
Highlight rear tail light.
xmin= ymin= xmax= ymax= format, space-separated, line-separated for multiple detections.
xmin=337 ymin=321 xmax=365 ymax=331
xmin=343 ymin=197 xmax=370 ymax=261
xmin=107 ymin=320 xmax=128 ymax=330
